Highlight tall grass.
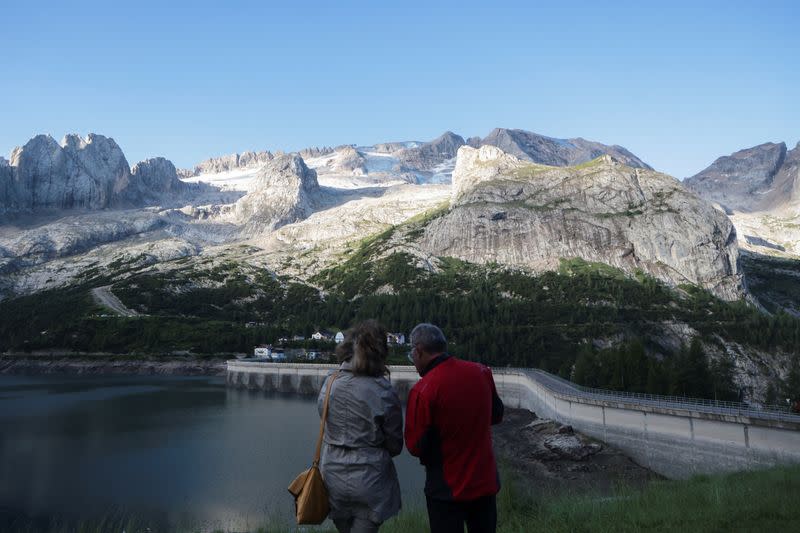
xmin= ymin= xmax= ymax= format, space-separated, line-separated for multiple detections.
xmin=347 ymin=464 xmax=800 ymax=533
xmin=5 ymin=465 xmax=799 ymax=532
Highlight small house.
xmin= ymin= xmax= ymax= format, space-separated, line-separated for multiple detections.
xmin=254 ymin=345 xmax=272 ymax=358
xmin=312 ymin=330 xmax=334 ymax=341
xmin=387 ymin=333 xmax=406 ymax=345
xmin=335 ymin=331 xmax=345 ymax=343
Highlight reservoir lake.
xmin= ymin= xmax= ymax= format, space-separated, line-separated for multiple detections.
xmin=0 ymin=374 xmax=425 ymax=531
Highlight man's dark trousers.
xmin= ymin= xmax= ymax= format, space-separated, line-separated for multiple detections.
xmin=425 ymin=494 xmax=497 ymax=533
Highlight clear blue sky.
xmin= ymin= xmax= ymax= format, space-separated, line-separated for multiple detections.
xmin=2 ymin=0 xmax=798 ymax=178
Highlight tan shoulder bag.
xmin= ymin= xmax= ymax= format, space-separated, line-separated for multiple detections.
xmin=287 ymin=371 xmax=339 ymax=525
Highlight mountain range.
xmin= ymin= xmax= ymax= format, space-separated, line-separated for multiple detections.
xmin=1 ymin=127 xmax=799 ymax=405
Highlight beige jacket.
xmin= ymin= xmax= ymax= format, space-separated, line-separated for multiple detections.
xmin=317 ymin=361 xmax=403 ymax=523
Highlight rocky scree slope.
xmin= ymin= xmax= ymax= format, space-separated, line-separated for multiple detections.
xmin=418 ymin=145 xmax=743 ymax=300
xmin=684 ymin=141 xmax=800 ymax=214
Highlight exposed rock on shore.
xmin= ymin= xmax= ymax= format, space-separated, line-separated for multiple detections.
xmin=492 ymin=409 xmax=660 ymax=494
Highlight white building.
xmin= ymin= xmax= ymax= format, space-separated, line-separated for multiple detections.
xmin=254 ymin=345 xmax=271 ymax=358
xmin=335 ymin=331 xmax=345 ymax=343
xmin=387 ymin=333 xmax=406 ymax=345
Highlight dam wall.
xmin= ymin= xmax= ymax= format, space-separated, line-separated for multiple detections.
xmin=226 ymin=361 xmax=800 ymax=479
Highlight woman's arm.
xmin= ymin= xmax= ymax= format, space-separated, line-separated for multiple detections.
xmin=381 ymin=388 xmax=404 ymax=457
xmin=317 ymin=373 xmax=331 ymax=417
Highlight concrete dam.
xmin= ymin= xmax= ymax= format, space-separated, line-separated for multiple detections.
xmin=226 ymin=361 xmax=800 ymax=479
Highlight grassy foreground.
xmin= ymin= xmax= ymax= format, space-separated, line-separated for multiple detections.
xmin=254 ymin=464 xmax=800 ymax=533
xmin=5 ymin=465 xmax=799 ymax=532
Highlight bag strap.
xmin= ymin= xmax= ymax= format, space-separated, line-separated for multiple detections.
xmin=313 ymin=371 xmax=339 ymax=466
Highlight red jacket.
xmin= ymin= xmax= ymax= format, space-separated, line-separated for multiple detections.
xmin=404 ymin=355 xmax=504 ymax=501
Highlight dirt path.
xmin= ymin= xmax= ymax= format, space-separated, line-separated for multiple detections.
xmin=90 ymin=286 xmax=139 ymax=317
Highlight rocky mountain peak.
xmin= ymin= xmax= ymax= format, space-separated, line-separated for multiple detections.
xmin=9 ymin=134 xmax=60 ymax=165
xmin=299 ymin=146 xmax=335 ymax=159
xmin=480 ymin=128 xmax=651 ymax=170
xmin=61 ymin=133 xmax=88 ymax=150
xmin=129 ymin=157 xmax=185 ymax=199
xmin=234 ymin=153 xmax=320 ymax=232
xmin=0 ymin=132 xmax=189 ymax=211
xmin=325 ymin=146 xmax=367 ymax=175
xmin=466 ymin=136 xmax=482 ymax=148
xmin=396 ymin=131 xmax=466 ymax=172
xmin=427 ymin=144 xmax=742 ymax=300
xmin=451 ymin=144 xmax=529 ymax=202
xmin=189 ymin=149 xmax=274 ymax=176
xmin=429 ymin=131 xmax=465 ymax=156
xmin=684 ymin=141 xmax=794 ymax=213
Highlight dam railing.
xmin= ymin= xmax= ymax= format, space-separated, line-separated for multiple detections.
xmin=227 ymin=360 xmax=800 ymax=478
xmin=520 ymin=368 xmax=800 ymax=424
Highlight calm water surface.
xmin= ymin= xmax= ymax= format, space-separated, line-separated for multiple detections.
xmin=0 ymin=374 xmax=425 ymax=531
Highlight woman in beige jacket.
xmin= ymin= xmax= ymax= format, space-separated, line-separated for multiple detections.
xmin=318 ymin=320 xmax=403 ymax=533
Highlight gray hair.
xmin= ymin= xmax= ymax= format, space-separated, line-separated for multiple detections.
xmin=410 ymin=323 xmax=447 ymax=354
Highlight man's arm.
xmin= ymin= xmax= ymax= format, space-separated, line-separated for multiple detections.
xmin=487 ymin=367 xmax=504 ymax=425
xmin=404 ymin=385 xmax=434 ymax=460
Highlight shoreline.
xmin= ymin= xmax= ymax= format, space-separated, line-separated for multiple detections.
xmin=0 ymin=356 xmax=659 ymax=493
xmin=0 ymin=355 xmax=227 ymax=376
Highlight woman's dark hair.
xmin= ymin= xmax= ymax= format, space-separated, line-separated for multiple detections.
xmin=336 ymin=320 xmax=389 ymax=377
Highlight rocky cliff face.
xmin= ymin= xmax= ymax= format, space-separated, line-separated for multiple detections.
xmin=481 ymin=128 xmax=652 ymax=170
xmin=234 ymin=153 xmax=320 ymax=232
xmin=8 ymin=133 xmax=133 ymax=210
xmin=0 ymin=158 xmax=17 ymax=211
xmin=1 ymin=134 xmax=199 ymax=212
xmin=372 ymin=142 xmax=413 ymax=154
xmin=299 ymin=146 xmax=335 ymax=159
xmin=684 ymin=142 xmax=800 ymax=213
xmin=190 ymin=150 xmax=274 ymax=175
xmin=128 ymin=157 xmax=187 ymax=203
xmin=420 ymin=145 xmax=743 ymax=300
xmin=397 ymin=131 xmax=465 ymax=171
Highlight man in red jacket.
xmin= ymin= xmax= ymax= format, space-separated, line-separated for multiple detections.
xmin=405 ymin=323 xmax=504 ymax=533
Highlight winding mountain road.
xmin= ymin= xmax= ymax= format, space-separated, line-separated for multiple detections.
xmin=91 ymin=286 xmax=139 ymax=317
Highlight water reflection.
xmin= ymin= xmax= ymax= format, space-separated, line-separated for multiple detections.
xmin=0 ymin=375 xmax=425 ymax=531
